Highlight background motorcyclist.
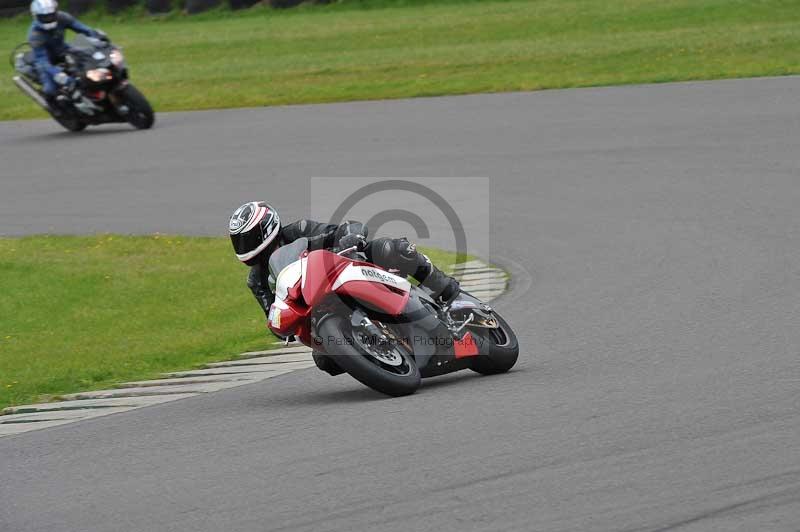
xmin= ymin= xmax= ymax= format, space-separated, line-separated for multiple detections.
xmin=27 ymin=0 xmax=102 ymax=110
xmin=228 ymin=201 xmax=461 ymax=322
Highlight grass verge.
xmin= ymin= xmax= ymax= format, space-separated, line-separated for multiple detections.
xmin=1 ymin=0 xmax=799 ymax=120
xmin=0 ymin=234 xmax=470 ymax=411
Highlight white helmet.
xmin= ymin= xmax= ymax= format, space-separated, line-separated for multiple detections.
xmin=31 ymin=0 xmax=58 ymax=30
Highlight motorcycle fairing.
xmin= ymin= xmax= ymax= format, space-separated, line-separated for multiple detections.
xmin=331 ymin=263 xmax=410 ymax=293
xmin=332 ymin=263 xmax=410 ymax=316
xmin=394 ymin=289 xmax=476 ymax=376
xmin=268 ymin=297 xmax=309 ymax=339
xmin=302 ymin=249 xmax=411 ymax=316
xmin=301 ymin=250 xmax=351 ymax=307
xmin=396 ymin=290 xmax=440 ymax=369
xmin=453 ymin=331 xmax=480 ymax=358
xmin=267 ymin=259 xmax=311 ymax=339
xmin=275 ymin=259 xmax=303 ymax=301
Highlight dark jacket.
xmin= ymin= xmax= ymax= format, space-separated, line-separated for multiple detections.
xmin=28 ymin=12 xmax=96 ymax=79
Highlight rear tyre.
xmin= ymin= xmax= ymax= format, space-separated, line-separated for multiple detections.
xmin=53 ymin=114 xmax=86 ymax=132
xmin=122 ymin=84 xmax=154 ymax=130
xmin=470 ymin=313 xmax=519 ymax=375
xmin=317 ymin=315 xmax=421 ymax=397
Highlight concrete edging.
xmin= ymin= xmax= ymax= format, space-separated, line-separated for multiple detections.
xmin=0 ymin=259 xmax=508 ymax=437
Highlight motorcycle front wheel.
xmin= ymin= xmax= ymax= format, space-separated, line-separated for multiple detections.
xmin=122 ymin=84 xmax=154 ymax=130
xmin=470 ymin=312 xmax=519 ymax=375
xmin=317 ymin=315 xmax=421 ymax=397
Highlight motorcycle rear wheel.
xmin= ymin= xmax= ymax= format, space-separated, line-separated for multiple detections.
xmin=470 ymin=312 xmax=519 ymax=375
xmin=53 ymin=114 xmax=86 ymax=132
xmin=318 ymin=315 xmax=421 ymax=397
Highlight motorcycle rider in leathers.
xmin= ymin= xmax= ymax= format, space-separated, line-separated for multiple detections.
xmin=228 ymin=201 xmax=461 ymax=325
xmin=27 ymin=0 xmax=103 ymax=112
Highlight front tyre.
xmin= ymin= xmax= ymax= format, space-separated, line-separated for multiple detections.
xmin=122 ymin=84 xmax=154 ymax=130
xmin=470 ymin=313 xmax=519 ymax=375
xmin=317 ymin=315 xmax=421 ymax=397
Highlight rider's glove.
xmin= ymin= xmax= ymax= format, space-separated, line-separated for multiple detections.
xmin=94 ymin=29 xmax=110 ymax=42
xmin=338 ymin=233 xmax=367 ymax=252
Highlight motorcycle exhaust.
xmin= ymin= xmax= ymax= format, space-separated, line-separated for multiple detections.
xmin=13 ymin=75 xmax=50 ymax=111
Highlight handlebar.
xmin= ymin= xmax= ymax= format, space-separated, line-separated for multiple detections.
xmin=337 ymin=245 xmax=359 ymax=256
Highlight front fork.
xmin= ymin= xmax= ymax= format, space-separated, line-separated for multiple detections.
xmin=350 ymin=309 xmax=391 ymax=347
xmin=109 ymin=81 xmax=130 ymax=116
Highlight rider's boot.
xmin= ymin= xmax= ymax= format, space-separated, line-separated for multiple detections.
xmin=396 ymin=238 xmax=460 ymax=305
xmin=419 ymin=261 xmax=461 ymax=306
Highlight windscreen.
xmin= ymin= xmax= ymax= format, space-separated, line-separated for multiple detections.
xmin=69 ymin=34 xmax=97 ymax=50
xmin=268 ymin=237 xmax=308 ymax=280
xmin=67 ymin=35 xmax=111 ymax=68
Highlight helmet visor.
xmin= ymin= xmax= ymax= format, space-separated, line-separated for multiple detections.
xmin=231 ymin=225 xmax=267 ymax=257
xmin=36 ymin=12 xmax=57 ymax=25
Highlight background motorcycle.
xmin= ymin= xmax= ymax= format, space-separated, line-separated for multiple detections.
xmin=267 ymin=238 xmax=519 ymax=396
xmin=11 ymin=34 xmax=154 ymax=132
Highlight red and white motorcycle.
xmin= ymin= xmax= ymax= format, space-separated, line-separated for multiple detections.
xmin=267 ymin=237 xmax=519 ymax=396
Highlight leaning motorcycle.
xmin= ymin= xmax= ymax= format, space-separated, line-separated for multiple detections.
xmin=11 ymin=34 xmax=154 ymax=132
xmin=267 ymin=238 xmax=519 ymax=396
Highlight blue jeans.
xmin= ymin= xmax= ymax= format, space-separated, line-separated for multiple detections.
xmin=36 ymin=64 xmax=58 ymax=96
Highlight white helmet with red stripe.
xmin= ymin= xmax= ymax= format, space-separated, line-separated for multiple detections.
xmin=229 ymin=201 xmax=281 ymax=265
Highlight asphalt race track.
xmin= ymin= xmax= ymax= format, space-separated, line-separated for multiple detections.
xmin=2 ymin=77 xmax=800 ymax=531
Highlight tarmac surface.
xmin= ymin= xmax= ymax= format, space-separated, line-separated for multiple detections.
xmin=2 ymin=77 xmax=800 ymax=531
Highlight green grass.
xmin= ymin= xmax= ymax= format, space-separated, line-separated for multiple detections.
xmin=1 ymin=0 xmax=799 ymax=120
xmin=0 ymin=235 xmax=468 ymax=410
